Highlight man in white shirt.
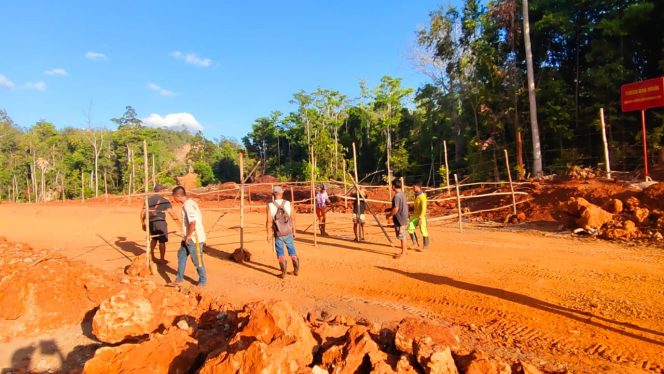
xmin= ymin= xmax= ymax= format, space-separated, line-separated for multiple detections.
xmin=171 ymin=186 xmax=207 ymax=287
xmin=266 ymin=186 xmax=299 ymax=278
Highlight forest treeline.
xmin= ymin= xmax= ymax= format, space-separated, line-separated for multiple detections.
xmin=1 ymin=0 xmax=663 ymax=201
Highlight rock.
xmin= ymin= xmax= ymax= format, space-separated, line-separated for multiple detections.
xmin=313 ymin=322 xmax=349 ymax=351
xmin=576 ymin=204 xmax=613 ymax=230
xmin=199 ymin=300 xmax=317 ymax=373
xmin=624 ymin=220 xmax=638 ymax=235
xmin=516 ymin=360 xmax=543 ymax=374
xmin=394 ymin=318 xmax=460 ymax=356
xmin=125 ymin=254 xmax=156 ymax=277
xmin=92 ymin=289 xmax=155 ymax=344
xmin=603 ymin=199 xmax=623 ymax=214
xmin=414 ymin=336 xmax=458 ymax=374
xmin=624 ymin=196 xmax=640 ymax=211
xmin=320 ymin=325 xmax=388 ymax=373
xmin=177 ymin=319 xmax=190 ymax=330
xmin=633 ymin=207 xmax=650 ymax=223
xmin=516 ymin=212 xmax=527 ymax=222
xmin=312 ymin=365 xmax=330 ymax=374
xmin=396 ymin=355 xmax=420 ymax=373
xmin=464 ymin=357 xmax=511 ymax=374
xmin=231 ymin=248 xmax=252 ymax=263
xmin=82 ymin=329 xmax=199 ymax=373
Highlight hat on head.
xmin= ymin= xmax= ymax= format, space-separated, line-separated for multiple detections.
xmin=273 ymin=186 xmax=284 ymax=194
xmin=154 ymin=184 xmax=166 ymax=192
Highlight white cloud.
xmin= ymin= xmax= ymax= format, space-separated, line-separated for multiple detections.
xmin=85 ymin=51 xmax=108 ymax=61
xmin=0 ymin=74 xmax=14 ymax=89
xmin=25 ymin=81 xmax=47 ymax=91
xmin=142 ymin=112 xmax=203 ymax=131
xmin=170 ymin=51 xmax=212 ymax=67
xmin=147 ymin=82 xmax=175 ymax=97
xmin=44 ymin=68 xmax=68 ymax=76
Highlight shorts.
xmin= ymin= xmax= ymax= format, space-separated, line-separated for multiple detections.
xmin=394 ymin=225 xmax=406 ymax=240
xmin=352 ymin=213 xmax=366 ymax=223
xmin=316 ymin=206 xmax=328 ymax=218
xmin=149 ymin=220 xmax=168 ymax=243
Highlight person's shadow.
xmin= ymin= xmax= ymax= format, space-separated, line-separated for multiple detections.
xmin=376 ymin=266 xmax=664 ymax=346
xmin=9 ymin=340 xmax=66 ymax=372
xmin=114 ymin=236 xmax=144 ymax=256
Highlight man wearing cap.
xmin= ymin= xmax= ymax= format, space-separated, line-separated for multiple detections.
xmin=266 ymin=186 xmax=300 ymax=278
xmin=141 ymin=184 xmax=179 ymax=264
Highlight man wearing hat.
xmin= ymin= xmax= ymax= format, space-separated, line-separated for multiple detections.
xmin=141 ymin=184 xmax=179 ymax=264
xmin=266 ymin=185 xmax=300 ymax=278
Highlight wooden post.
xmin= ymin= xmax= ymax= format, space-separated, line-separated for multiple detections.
xmin=599 ymin=108 xmax=612 ymax=180
xmin=342 ymin=160 xmax=347 ymax=209
xmin=454 ymin=174 xmax=462 ymax=233
xmin=504 ymin=149 xmax=517 ymax=216
xmin=143 ymin=140 xmax=151 ymax=272
xmin=131 ymin=148 xmax=136 ymax=195
xmin=310 ymin=145 xmax=317 ymax=247
xmin=247 ymin=184 xmax=252 ymax=206
xmin=104 ymin=171 xmax=108 ymax=203
xmin=81 ymin=171 xmax=85 ymax=202
xmin=641 ymin=109 xmax=649 ymax=180
xmin=443 ymin=140 xmax=450 ymax=196
xmin=239 ymin=151 xmax=245 ymax=250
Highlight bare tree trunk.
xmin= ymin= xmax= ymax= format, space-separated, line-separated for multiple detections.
xmin=386 ymin=127 xmax=393 ymax=200
xmin=522 ymin=0 xmax=543 ymax=177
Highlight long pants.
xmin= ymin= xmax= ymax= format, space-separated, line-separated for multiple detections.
xmin=176 ymin=240 xmax=207 ymax=285
xmin=407 ymin=216 xmax=428 ymax=237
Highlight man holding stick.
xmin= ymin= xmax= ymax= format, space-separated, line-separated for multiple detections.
xmin=266 ymin=186 xmax=300 ymax=278
xmin=140 ymin=184 xmax=179 ymax=264
xmin=386 ymin=180 xmax=408 ymax=258
xmin=171 ymin=186 xmax=207 ymax=287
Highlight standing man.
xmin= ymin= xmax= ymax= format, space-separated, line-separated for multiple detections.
xmin=140 ymin=184 xmax=178 ymax=264
xmin=316 ymin=185 xmax=332 ymax=236
xmin=171 ymin=186 xmax=207 ymax=287
xmin=266 ymin=186 xmax=300 ymax=278
xmin=408 ymin=182 xmax=429 ymax=250
xmin=352 ymin=188 xmax=367 ymax=242
xmin=386 ymin=180 xmax=408 ymax=258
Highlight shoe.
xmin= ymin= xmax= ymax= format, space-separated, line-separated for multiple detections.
xmin=423 ymin=236 xmax=430 ymax=250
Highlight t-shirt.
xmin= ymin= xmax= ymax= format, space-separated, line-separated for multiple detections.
xmin=316 ymin=191 xmax=329 ymax=208
xmin=353 ymin=199 xmax=366 ymax=215
xmin=182 ymin=199 xmax=206 ymax=243
xmin=413 ymin=192 xmax=427 ymax=218
xmin=147 ymin=194 xmax=172 ymax=222
xmin=269 ymin=199 xmax=292 ymax=218
xmin=392 ymin=191 xmax=408 ymax=226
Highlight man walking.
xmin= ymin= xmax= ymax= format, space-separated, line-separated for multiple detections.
xmin=316 ymin=184 xmax=332 ymax=236
xmin=386 ymin=180 xmax=408 ymax=258
xmin=171 ymin=186 xmax=207 ymax=287
xmin=140 ymin=184 xmax=178 ymax=264
xmin=266 ymin=186 xmax=300 ymax=278
xmin=353 ymin=188 xmax=367 ymax=242
xmin=408 ymin=182 xmax=429 ymax=250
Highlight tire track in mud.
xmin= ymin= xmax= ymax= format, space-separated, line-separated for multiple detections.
xmin=347 ymin=283 xmax=664 ymax=372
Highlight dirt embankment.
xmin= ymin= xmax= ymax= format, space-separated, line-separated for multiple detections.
xmin=0 ymin=236 xmax=548 ymax=373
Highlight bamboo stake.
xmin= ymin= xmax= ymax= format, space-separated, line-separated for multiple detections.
xmin=342 ymin=160 xmax=347 ymax=209
xmin=310 ymin=145 xmax=317 ymax=247
xmin=504 ymin=149 xmax=517 ymax=216
xmin=81 ymin=171 xmax=85 ymax=202
xmin=131 ymin=148 xmax=136 ymax=202
xmin=239 ymin=151 xmax=245 ymax=250
xmin=599 ymin=108 xmax=612 ymax=180
xmin=443 ymin=140 xmax=450 ymax=196
xmin=352 ymin=142 xmax=360 ymax=218
xmin=104 ymin=171 xmax=108 ymax=203
xmin=143 ymin=140 xmax=151 ymax=272
xmin=151 ymin=154 xmax=156 ymax=187
xmin=454 ymin=174 xmax=462 ymax=233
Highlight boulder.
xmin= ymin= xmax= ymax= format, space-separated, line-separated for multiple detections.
xmin=603 ymin=199 xmax=623 ymax=214
xmin=464 ymin=357 xmax=511 ymax=374
xmin=414 ymin=336 xmax=458 ymax=374
xmin=394 ymin=318 xmax=460 ymax=356
xmin=516 ymin=361 xmax=543 ymax=374
xmin=199 ymin=300 xmax=317 ymax=373
xmin=633 ymin=207 xmax=650 ymax=224
xmin=92 ymin=289 xmax=155 ymax=344
xmin=576 ymin=204 xmax=613 ymax=230
xmin=624 ymin=196 xmax=640 ymax=211
xmin=82 ymin=329 xmax=199 ymax=373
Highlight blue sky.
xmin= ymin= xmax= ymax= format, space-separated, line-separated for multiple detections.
xmin=0 ymin=1 xmax=458 ymax=141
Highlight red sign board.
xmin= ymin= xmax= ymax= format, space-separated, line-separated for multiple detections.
xmin=621 ymin=77 xmax=664 ymax=112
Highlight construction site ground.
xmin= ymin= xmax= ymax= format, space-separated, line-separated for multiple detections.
xmin=0 ymin=197 xmax=662 ymax=373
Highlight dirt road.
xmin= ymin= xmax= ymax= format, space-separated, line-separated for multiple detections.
xmin=0 ymin=202 xmax=662 ymax=373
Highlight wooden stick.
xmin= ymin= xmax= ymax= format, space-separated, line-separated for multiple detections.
xmin=239 ymin=151 xmax=245 ymax=250
xmin=152 ymin=154 xmax=156 ymax=187
xmin=342 ymin=160 xmax=347 ymax=209
xmin=352 ymin=142 xmax=361 ymax=218
xmin=81 ymin=171 xmax=85 ymax=202
xmin=454 ymin=174 xmax=462 ymax=233
xmin=599 ymin=108 xmax=612 ymax=180
xmin=443 ymin=140 xmax=450 ymax=196
xmin=143 ymin=140 xmax=151 ymax=272
xmin=504 ymin=149 xmax=517 ymax=216
xmin=310 ymin=145 xmax=317 ymax=247
xmin=104 ymin=171 xmax=108 ymax=204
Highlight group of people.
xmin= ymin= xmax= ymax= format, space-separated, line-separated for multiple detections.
xmin=140 ymin=180 xmax=430 ymax=287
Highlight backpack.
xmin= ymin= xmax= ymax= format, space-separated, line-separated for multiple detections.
xmin=272 ymin=201 xmax=293 ymax=237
